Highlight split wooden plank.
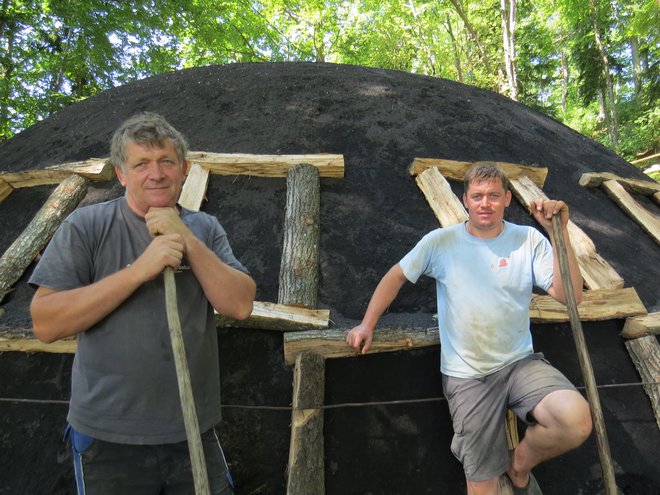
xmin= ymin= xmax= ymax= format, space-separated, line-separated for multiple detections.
xmin=286 ymin=352 xmax=325 ymax=495
xmin=215 ymin=301 xmax=330 ymax=331
xmin=621 ymin=312 xmax=660 ymax=339
xmin=187 ymin=152 xmax=344 ymax=178
xmin=178 ymin=162 xmax=210 ymax=211
xmin=600 ymin=179 xmax=660 ymax=245
xmin=0 ymin=158 xmax=114 ymax=188
xmin=580 ymin=171 xmax=660 ymax=197
xmin=408 ymin=158 xmax=548 ymax=188
xmin=284 ymin=326 xmax=438 ymax=365
xmin=415 ymin=166 xmax=467 ymax=226
xmin=0 ymin=173 xmax=90 ymax=304
xmin=278 ymin=163 xmax=321 ymax=308
xmin=510 ymin=176 xmax=624 ymax=290
xmin=529 ymin=287 xmax=646 ymax=323
xmin=0 ymin=328 xmax=76 ymax=353
xmin=0 ymin=178 xmax=12 ymax=203
xmin=624 ymin=335 xmax=660 ymax=430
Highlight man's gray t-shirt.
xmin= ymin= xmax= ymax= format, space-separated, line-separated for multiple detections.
xmin=29 ymin=197 xmax=248 ymax=445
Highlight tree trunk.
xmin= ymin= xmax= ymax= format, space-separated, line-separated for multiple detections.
xmin=448 ymin=0 xmax=493 ymax=75
xmin=588 ymin=0 xmax=618 ymax=147
xmin=445 ymin=14 xmax=463 ymax=82
xmin=278 ymin=163 xmax=321 ymax=308
xmin=561 ymin=51 xmax=569 ymax=113
xmin=500 ymin=0 xmax=518 ymax=100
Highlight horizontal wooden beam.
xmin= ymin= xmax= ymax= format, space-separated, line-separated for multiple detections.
xmin=530 ymin=287 xmax=646 ymax=323
xmin=284 ymin=326 xmax=438 ymax=365
xmin=0 ymin=329 xmax=77 ymax=353
xmin=188 ymin=152 xmax=344 ymax=178
xmin=0 ymin=158 xmax=114 ymax=188
xmin=408 ymin=158 xmax=548 ymax=188
xmin=621 ymin=312 xmax=660 ymax=339
xmin=215 ymin=301 xmax=330 ymax=331
xmin=579 ymin=171 xmax=660 ymax=197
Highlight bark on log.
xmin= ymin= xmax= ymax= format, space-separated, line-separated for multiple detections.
xmin=621 ymin=312 xmax=660 ymax=339
xmin=408 ymin=157 xmax=548 ymax=187
xmin=510 ymin=176 xmax=624 ymax=290
xmin=278 ymin=163 xmax=321 ymax=308
xmin=286 ymin=352 xmax=325 ymax=495
xmin=284 ymin=327 xmax=439 ymax=365
xmin=215 ymin=301 xmax=330 ymax=331
xmin=624 ymin=335 xmax=660 ymax=430
xmin=187 ymin=152 xmax=344 ymax=178
xmin=0 ymin=173 xmax=90 ymax=303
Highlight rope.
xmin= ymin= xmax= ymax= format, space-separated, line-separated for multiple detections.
xmin=1 ymin=380 xmax=658 ymax=410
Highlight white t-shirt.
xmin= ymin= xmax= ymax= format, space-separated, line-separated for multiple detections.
xmin=399 ymin=221 xmax=554 ymax=378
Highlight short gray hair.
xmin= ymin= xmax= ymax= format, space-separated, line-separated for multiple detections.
xmin=110 ymin=112 xmax=188 ymax=170
xmin=464 ymin=163 xmax=510 ymax=192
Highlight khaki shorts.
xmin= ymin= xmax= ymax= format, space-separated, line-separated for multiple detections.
xmin=442 ymin=353 xmax=576 ymax=482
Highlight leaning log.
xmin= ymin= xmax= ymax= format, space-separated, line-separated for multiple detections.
xmin=415 ymin=166 xmax=467 ymax=226
xmin=278 ymin=163 xmax=321 ymax=308
xmin=624 ymin=335 xmax=660 ymax=430
xmin=286 ymin=352 xmax=325 ymax=495
xmin=0 ymin=173 xmax=90 ymax=303
xmin=600 ymin=179 xmax=660 ymax=245
xmin=510 ymin=176 xmax=624 ymax=290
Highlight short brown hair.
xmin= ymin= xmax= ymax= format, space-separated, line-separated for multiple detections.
xmin=464 ymin=163 xmax=509 ymax=192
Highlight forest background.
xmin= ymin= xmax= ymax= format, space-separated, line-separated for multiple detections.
xmin=0 ymin=0 xmax=657 ymax=172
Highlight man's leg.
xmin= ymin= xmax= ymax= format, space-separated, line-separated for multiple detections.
xmin=506 ymin=355 xmax=593 ymax=490
xmin=507 ymin=389 xmax=592 ymax=489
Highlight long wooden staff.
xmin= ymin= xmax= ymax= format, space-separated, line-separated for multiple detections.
xmin=551 ymin=215 xmax=619 ymax=495
xmin=164 ymin=267 xmax=211 ymax=495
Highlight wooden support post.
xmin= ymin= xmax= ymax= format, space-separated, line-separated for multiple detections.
xmin=178 ymin=162 xmax=210 ymax=211
xmin=286 ymin=352 xmax=325 ymax=495
xmin=624 ymin=335 xmax=660 ymax=430
xmin=0 ymin=178 xmax=12 ymax=203
xmin=278 ymin=163 xmax=321 ymax=308
xmin=580 ymin=171 xmax=660 ymax=197
xmin=0 ymin=173 xmax=90 ymax=303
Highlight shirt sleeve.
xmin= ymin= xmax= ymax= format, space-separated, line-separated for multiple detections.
xmin=399 ymin=231 xmax=437 ymax=284
xmin=530 ymin=228 xmax=554 ymax=292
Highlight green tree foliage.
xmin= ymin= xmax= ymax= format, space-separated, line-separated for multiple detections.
xmin=0 ymin=0 xmax=657 ymax=162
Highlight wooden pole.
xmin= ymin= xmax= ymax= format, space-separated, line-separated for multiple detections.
xmin=164 ymin=267 xmax=210 ymax=495
xmin=551 ymin=215 xmax=618 ymax=495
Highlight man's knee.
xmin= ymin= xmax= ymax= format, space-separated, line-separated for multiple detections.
xmin=538 ymin=389 xmax=593 ymax=446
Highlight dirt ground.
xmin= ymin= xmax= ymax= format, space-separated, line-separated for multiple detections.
xmin=0 ymin=62 xmax=659 ymax=494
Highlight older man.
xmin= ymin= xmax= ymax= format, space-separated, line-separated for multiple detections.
xmin=30 ymin=112 xmax=256 ymax=494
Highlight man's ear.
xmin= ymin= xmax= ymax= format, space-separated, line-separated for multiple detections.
xmin=505 ymin=190 xmax=512 ymax=207
xmin=114 ymin=166 xmax=127 ymax=187
xmin=181 ymin=159 xmax=190 ymax=176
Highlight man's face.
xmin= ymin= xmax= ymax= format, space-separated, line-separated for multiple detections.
xmin=115 ymin=139 xmax=188 ymax=217
xmin=463 ymin=178 xmax=512 ymax=237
